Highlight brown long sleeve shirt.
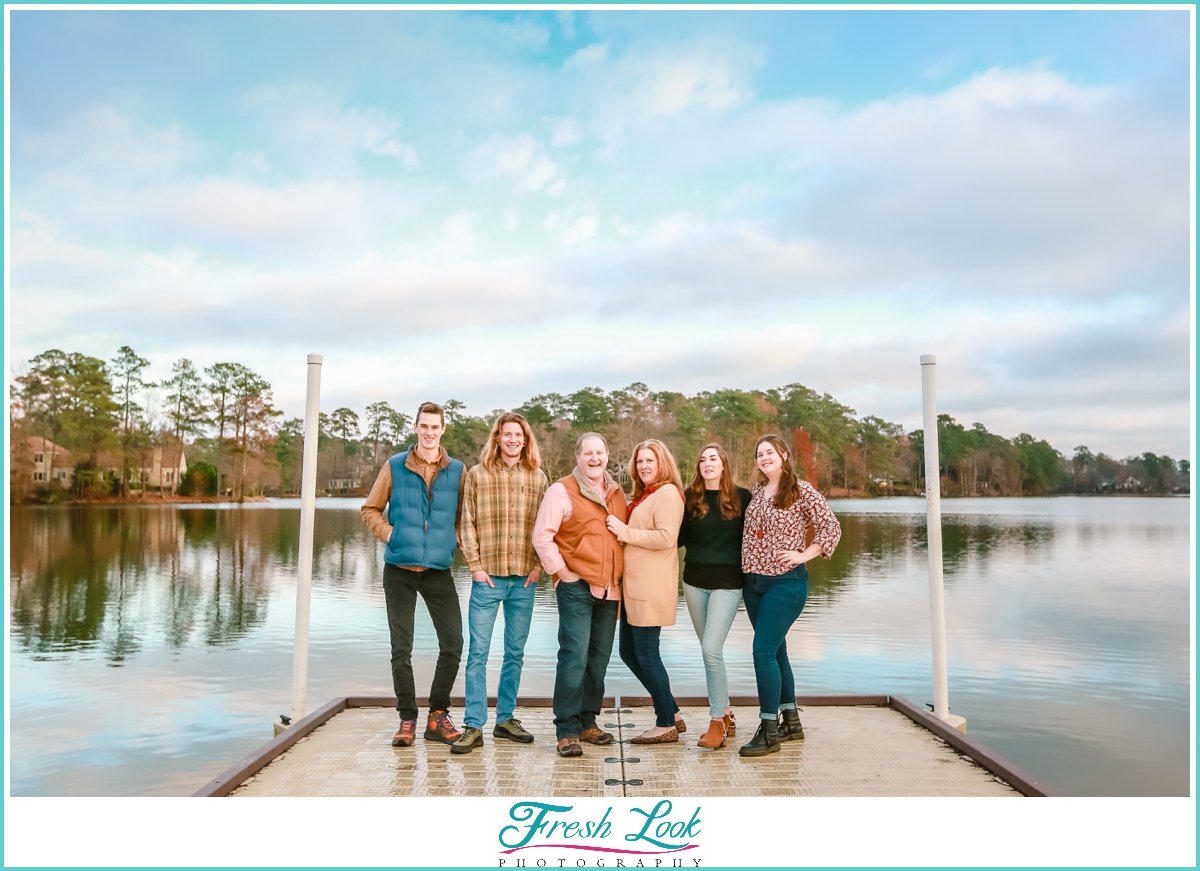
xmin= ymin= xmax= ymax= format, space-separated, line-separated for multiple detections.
xmin=360 ymin=446 xmax=465 ymax=570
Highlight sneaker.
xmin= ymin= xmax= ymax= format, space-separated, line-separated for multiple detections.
xmin=424 ymin=709 xmax=463 ymax=745
xmin=391 ymin=719 xmax=417 ymax=747
xmin=579 ymin=726 xmax=614 ymax=745
xmin=493 ymin=718 xmax=535 ymax=744
xmin=556 ymin=736 xmax=583 ymax=757
xmin=450 ymin=726 xmax=484 ymax=755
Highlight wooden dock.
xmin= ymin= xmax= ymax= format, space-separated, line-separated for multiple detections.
xmin=195 ymin=695 xmax=1056 ymax=798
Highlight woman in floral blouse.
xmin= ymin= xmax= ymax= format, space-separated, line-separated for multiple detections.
xmin=738 ymin=434 xmax=841 ymax=757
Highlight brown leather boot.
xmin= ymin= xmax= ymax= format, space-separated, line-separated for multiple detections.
xmin=697 ymin=718 xmax=726 ymax=749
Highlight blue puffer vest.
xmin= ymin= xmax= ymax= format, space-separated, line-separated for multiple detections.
xmin=383 ymin=451 xmax=464 ymax=570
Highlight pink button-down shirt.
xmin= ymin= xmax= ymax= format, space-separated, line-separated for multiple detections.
xmin=532 ymin=476 xmax=622 ymax=601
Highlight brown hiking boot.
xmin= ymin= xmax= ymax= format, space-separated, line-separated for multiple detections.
xmin=697 ymin=718 xmax=727 ymax=749
xmin=579 ymin=726 xmax=614 ymax=745
xmin=391 ymin=719 xmax=417 ymax=747
xmin=424 ymin=709 xmax=463 ymax=745
xmin=557 ymin=736 xmax=583 ymax=757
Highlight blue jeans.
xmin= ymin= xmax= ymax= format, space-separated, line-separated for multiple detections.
xmin=618 ymin=615 xmax=679 ymax=728
xmin=742 ymin=569 xmax=809 ymax=719
xmin=463 ymin=575 xmax=536 ymax=729
xmin=683 ymin=584 xmax=743 ymax=720
xmin=552 ymin=580 xmax=619 ymax=739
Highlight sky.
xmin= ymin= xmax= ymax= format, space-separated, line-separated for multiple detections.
xmin=7 ymin=9 xmax=1193 ymax=460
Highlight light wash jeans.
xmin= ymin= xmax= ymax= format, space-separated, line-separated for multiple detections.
xmin=463 ymin=575 xmax=536 ymax=729
xmin=683 ymin=583 xmax=743 ymax=720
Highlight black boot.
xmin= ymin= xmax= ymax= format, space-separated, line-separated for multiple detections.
xmin=778 ymin=708 xmax=805 ymax=742
xmin=738 ymin=717 xmax=781 ymax=757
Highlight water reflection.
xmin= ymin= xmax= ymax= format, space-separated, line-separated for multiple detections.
xmin=6 ymin=497 xmax=1190 ymax=796
xmin=11 ymin=505 xmax=1065 ymax=664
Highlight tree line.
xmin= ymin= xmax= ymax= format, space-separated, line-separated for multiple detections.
xmin=13 ymin=348 xmax=279 ymax=500
xmin=10 ymin=347 xmax=1190 ymax=502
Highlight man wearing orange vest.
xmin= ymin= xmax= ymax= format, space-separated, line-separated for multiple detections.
xmin=532 ymin=432 xmax=628 ymax=758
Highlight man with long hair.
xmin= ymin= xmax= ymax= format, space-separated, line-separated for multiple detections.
xmin=361 ymin=401 xmax=466 ymax=750
xmin=450 ymin=413 xmax=549 ymax=755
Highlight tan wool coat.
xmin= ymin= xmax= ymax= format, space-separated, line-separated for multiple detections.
xmin=616 ymin=484 xmax=685 ymax=627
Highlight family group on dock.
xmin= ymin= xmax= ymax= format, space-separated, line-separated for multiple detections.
xmin=359 ymin=403 xmax=842 ymax=759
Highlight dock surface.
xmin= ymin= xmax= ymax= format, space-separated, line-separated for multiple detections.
xmin=228 ymin=704 xmax=1021 ymax=797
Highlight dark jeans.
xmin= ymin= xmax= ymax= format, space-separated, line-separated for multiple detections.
xmin=619 ymin=614 xmax=680 ymax=727
xmin=382 ymin=564 xmax=463 ymax=721
xmin=552 ymin=580 xmax=619 ymax=739
xmin=742 ymin=568 xmax=809 ymax=719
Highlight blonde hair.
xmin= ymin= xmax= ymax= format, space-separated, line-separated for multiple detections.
xmin=629 ymin=438 xmax=684 ymax=500
xmin=480 ymin=412 xmax=541 ymax=473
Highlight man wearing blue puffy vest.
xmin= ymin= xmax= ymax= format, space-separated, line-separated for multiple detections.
xmin=361 ymin=401 xmax=466 ymax=748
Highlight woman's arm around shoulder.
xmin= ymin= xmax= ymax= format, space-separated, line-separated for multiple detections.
xmin=616 ymin=485 xmax=685 ymax=550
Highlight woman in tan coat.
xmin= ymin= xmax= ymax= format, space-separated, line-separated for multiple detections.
xmin=606 ymin=439 xmax=686 ymax=743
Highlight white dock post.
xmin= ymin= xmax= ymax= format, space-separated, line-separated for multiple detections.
xmin=920 ymin=355 xmax=966 ymax=733
xmin=289 ymin=353 xmax=323 ymax=728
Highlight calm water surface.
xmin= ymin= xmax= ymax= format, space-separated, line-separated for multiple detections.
xmin=7 ymin=497 xmax=1191 ymax=796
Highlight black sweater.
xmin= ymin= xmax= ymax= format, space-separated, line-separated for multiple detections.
xmin=677 ymin=487 xmax=751 ymax=590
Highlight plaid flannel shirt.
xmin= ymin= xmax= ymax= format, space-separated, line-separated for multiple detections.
xmin=457 ymin=461 xmax=550 ymax=577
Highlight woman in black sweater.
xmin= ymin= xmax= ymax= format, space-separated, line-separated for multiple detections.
xmin=678 ymin=443 xmax=751 ymax=749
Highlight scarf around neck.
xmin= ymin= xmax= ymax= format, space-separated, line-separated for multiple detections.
xmin=572 ymin=465 xmax=613 ymax=510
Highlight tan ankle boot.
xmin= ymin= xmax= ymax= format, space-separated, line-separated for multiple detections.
xmin=697 ymin=718 xmax=727 ymax=749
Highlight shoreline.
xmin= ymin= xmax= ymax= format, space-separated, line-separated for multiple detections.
xmin=10 ymin=491 xmax=1187 ymax=506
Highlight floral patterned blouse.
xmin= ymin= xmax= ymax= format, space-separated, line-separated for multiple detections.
xmin=741 ymin=481 xmax=842 ymax=576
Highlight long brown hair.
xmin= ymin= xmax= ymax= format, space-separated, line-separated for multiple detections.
xmin=685 ymin=443 xmax=742 ymax=520
xmin=755 ymin=434 xmax=802 ymax=511
xmin=629 ymin=439 xmax=683 ymax=500
xmin=480 ymin=412 xmax=541 ymax=472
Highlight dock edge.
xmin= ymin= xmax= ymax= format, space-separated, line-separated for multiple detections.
xmin=192 ymin=693 xmax=1059 ymax=797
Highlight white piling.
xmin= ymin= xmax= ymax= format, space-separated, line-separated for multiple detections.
xmin=290 ymin=353 xmax=323 ymax=726
xmin=920 ymin=355 xmax=959 ymax=729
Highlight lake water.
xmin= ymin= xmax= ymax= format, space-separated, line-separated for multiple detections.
xmin=7 ymin=497 xmax=1191 ymax=796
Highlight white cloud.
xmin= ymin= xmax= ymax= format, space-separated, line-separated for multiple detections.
xmin=547 ymin=116 xmax=584 ymax=148
xmin=564 ymin=42 xmax=608 ymax=69
xmin=544 ymin=209 xmax=598 ymax=246
xmin=238 ymin=87 xmax=418 ymax=176
xmin=229 ymin=151 xmax=273 ymax=178
xmin=569 ymin=41 xmax=760 ymax=137
xmin=433 ymin=209 xmax=481 ymax=256
xmin=9 ymin=60 xmax=1188 ymax=461
xmin=499 ymin=19 xmax=550 ymax=52
xmin=467 ymin=132 xmax=560 ymax=192
xmin=556 ymin=12 xmax=576 ymax=40
xmin=594 ymin=66 xmax=1186 ymax=306
xmin=15 ymin=107 xmax=200 ymax=182
xmin=640 ymin=54 xmax=749 ymax=117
